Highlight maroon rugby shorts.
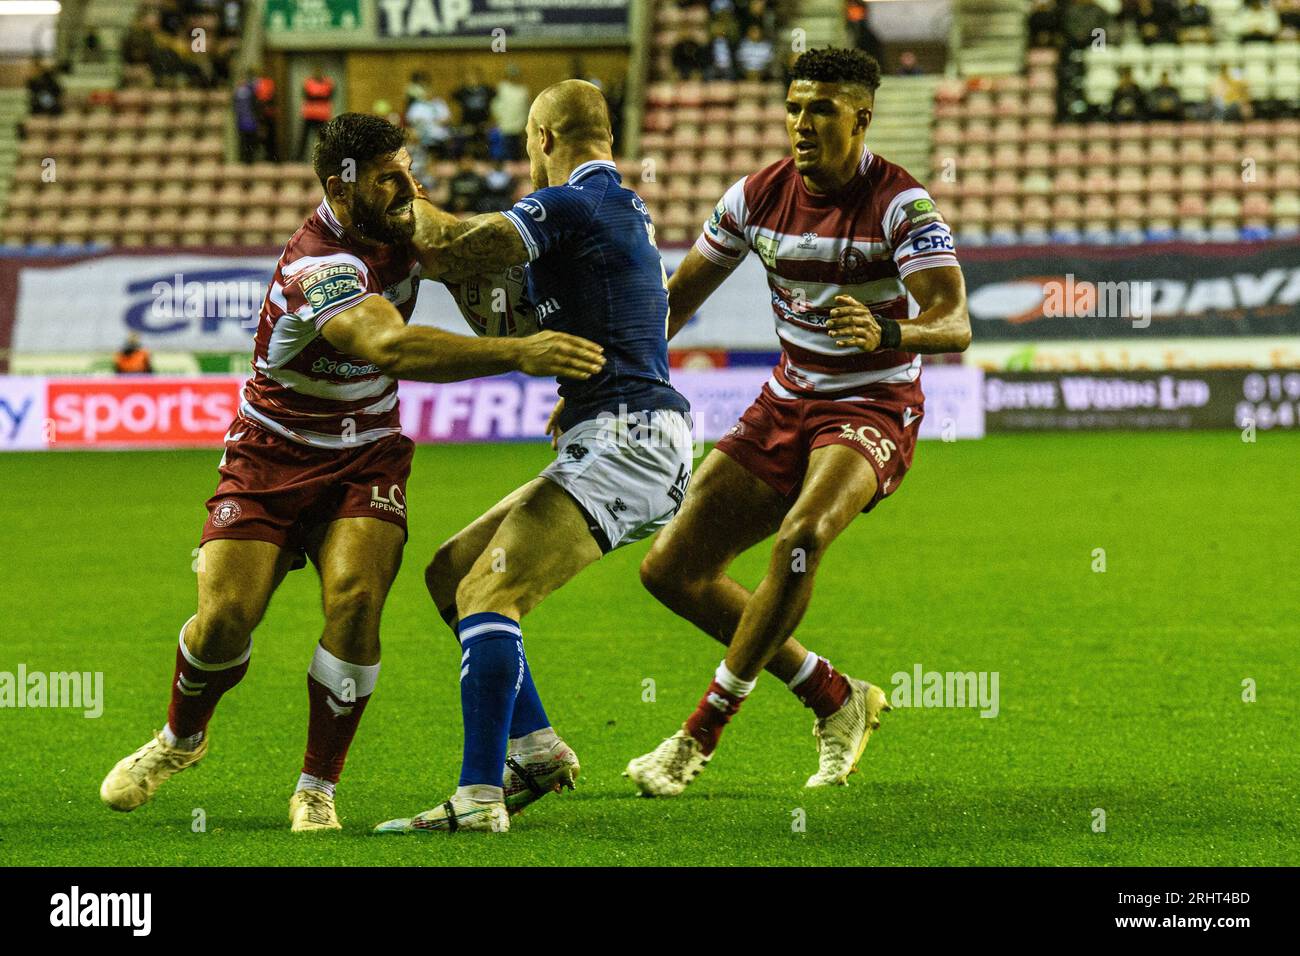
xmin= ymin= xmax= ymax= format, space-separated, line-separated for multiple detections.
xmin=714 ymin=379 xmax=924 ymax=513
xmin=200 ymin=417 xmax=415 ymax=559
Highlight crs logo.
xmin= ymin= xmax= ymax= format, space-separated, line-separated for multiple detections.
xmin=369 ymin=484 xmax=407 ymax=516
xmin=838 ymin=423 xmax=895 ymax=466
xmin=514 ymin=198 xmax=547 ymax=222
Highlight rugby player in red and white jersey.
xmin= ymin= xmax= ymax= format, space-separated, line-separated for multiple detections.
xmin=98 ymin=113 xmax=604 ymax=830
xmin=626 ymin=49 xmax=970 ymax=795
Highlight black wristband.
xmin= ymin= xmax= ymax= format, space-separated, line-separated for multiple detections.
xmin=877 ymin=318 xmax=902 ymax=351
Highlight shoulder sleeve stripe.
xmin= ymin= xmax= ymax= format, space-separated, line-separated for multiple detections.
xmin=897 ymin=255 xmax=960 ymax=279
xmin=695 ymin=233 xmax=745 ymax=267
xmin=501 ymin=209 xmax=540 ymax=262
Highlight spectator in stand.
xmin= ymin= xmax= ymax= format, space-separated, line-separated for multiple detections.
xmin=448 ymin=154 xmax=486 ymax=214
xmin=298 ymin=67 xmax=334 ymax=160
xmin=479 ymin=160 xmax=515 ymax=213
xmin=738 ymin=0 xmax=777 ymax=37
xmin=735 ymin=24 xmax=774 ymax=80
xmin=1278 ymin=0 xmax=1300 ymax=35
xmin=1061 ymin=0 xmax=1112 ymax=49
xmin=1147 ymin=70 xmax=1184 ymax=120
xmin=710 ymin=0 xmax=740 ymax=44
xmin=671 ymin=29 xmax=710 ymax=80
xmin=898 ymin=50 xmax=923 ymax=75
xmin=845 ymin=0 xmax=884 ymax=61
xmin=113 ymin=335 xmax=153 ymax=375
xmin=120 ymin=10 xmax=157 ymax=88
xmin=708 ymin=20 xmax=736 ymax=80
xmin=1178 ymin=0 xmax=1214 ymax=41
xmin=491 ymin=64 xmax=530 ymax=161
xmin=605 ymin=77 xmax=625 ymax=153
xmin=1133 ymin=0 xmax=1180 ymax=43
xmin=1110 ymin=66 xmax=1148 ymax=120
xmin=453 ymin=67 xmax=494 ymax=157
xmin=27 ymin=61 xmax=63 ymax=117
xmin=1209 ymin=64 xmax=1252 ymax=120
xmin=405 ymin=71 xmax=429 ymax=112
xmin=254 ymin=69 xmax=279 ymax=162
xmin=406 ymin=88 xmax=453 ymax=164
xmin=234 ymin=71 xmax=263 ymax=163
xmin=1235 ymin=0 xmax=1281 ymax=40
xmin=1027 ymin=0 xmax=1062 ymax=47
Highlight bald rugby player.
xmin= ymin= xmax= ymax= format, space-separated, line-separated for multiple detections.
xmin=374 ymin=80 xmax=693 ymax=834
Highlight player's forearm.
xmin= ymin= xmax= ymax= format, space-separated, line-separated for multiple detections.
xmin=897 ymin=303 xmax=971 ymax=354
xmin=413 ymin=198 xmax=523 ymax=281
xmin=377 ymin=325 xmax=522 ymax=382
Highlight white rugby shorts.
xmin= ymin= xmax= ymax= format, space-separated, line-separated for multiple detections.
xmin=541 ymin=409 xmax=694 ymax=552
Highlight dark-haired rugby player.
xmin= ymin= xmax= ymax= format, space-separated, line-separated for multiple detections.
xmin=99 ymin=112 xmax=604 ymax=830
xmin=627 ymin=48 xmax=971 ymax=796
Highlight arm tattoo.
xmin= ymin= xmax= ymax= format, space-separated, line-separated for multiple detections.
xmin=420 ymin=212 xmax=528 ymax=281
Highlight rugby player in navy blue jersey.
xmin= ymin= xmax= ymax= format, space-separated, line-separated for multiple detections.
xmin=375 ymin=80 xmax=693 ymax=833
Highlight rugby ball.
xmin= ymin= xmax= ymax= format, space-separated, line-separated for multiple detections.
xmin=444 ymin=266 xmax=539 ymax=338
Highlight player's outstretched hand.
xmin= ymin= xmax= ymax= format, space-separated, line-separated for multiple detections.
xmin=516 ymin=332 xmax=605 ymax=380
xmin=827 ymin=294 xmax=882 ymax=351
xmin=545 ymin=398 xmax=566 ymax=449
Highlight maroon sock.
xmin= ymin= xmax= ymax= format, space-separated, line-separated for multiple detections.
xmin=166 ymin=631 xmax=250 ymax=740
xmin=683 ymin=680 xmax=747 ymax=756
xmin=791 ymin=656 xmax=852 ymax=719
xmin=301 ymin=673 xmax=373 ymax=783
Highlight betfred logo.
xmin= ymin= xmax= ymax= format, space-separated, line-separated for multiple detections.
xmin=48 ymin=379 xmax=239 ymax=445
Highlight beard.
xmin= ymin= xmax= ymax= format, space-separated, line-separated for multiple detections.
xmin=349 ymin=192 xmax=416 ymax=245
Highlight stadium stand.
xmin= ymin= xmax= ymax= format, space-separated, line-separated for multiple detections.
xmin=933 ymin=1 xmax=1300 ymax=245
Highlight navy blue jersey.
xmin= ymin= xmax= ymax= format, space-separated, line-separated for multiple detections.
xmin=501 ymin=160 xmax=690 ymax=431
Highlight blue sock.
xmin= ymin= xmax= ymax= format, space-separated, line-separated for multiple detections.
xmin=509 ymin=650 xmax=550 ymax=739
xmin=456 ymin=612 xmax=524 ymax=788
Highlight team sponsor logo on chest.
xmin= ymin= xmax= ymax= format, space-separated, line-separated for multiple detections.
xmin=301 ymin=264 xmax=364 ymax=311
xmin=311 ymin=356 xmax=381 ymax=378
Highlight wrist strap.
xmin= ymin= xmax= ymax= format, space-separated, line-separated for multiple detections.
xmin=877 ymin=318 xmax=902 ymax=350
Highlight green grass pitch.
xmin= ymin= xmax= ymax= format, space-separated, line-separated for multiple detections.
xmin=1 ymin=432 xmax=1296 ymax=866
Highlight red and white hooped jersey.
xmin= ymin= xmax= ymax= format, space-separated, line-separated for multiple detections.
xmin=694 ymin=147 xmax=958 ymax=399
xmin=240 ymin=199 xmax=423 ymax=449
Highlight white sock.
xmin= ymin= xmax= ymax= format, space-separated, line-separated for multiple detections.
xmin=162 ymin=724 xmax=204 ymax=752
xmin=456 ymin=783 xmax=504 ymax=804
xmin=308 ymin=643 xmax=380 ymax=699
xmin=786 ymin=651 xmax=819 ymax=690
xmin=715 ymin=661 xmax=757 ymax=698
xmin=296 ymin=773 xmax=336 ymax=797
xmin=509 ymin=727 xmax=558 ymax=753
